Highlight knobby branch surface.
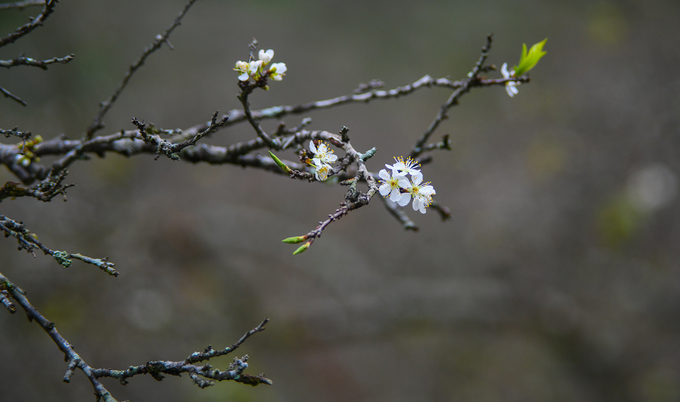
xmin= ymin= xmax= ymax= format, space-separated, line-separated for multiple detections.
xmin=131 ymin=111 xmax=229 ymax=161
xmin=0 ymin=167 xmax=74 ymax=202
xmin=279 ymin=127 xmax=382 ymax=252
xmin=0 ymin=272 xmax=117 ymax=402
xmin=0 ymin=272 xmax=270 ymax=402
xmin=0 ymin=214 xmax=119 ymax=275
xmin=0 ymin=53 xmax=74 ymax=69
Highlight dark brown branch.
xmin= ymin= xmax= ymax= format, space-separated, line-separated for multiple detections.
xmin=237 ymin=90 xmax=279 ymax=149
xmin=409 ymin=35 xmax=529 ymax=159
xmin=91 ymin=319 xmax=271 ymax=387
xmin=84 ymin=0 xmax=199 ymax=139
xmin=1 ymin=272 xmax=270 ymax=397
xmin=410 ymin=34 xmax=495 ymax=158
xmin=0 ymin=0 xmax=58 ymax=48
xmin=1 ymin=126 xmax=32 ymax=141
xmin=0 ymin=272 xmax=118 ymax=402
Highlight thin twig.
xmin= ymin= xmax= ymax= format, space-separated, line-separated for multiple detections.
xmin=131 ymin=111 xmax=229 ymax=160
xmin=0 ymin=168 xmax=74 ymax=202
xmin=237 ymin=91 xmax=279 ymax=149
xmin=84 ymin=0 xmax=199 ymax=139
xmin=0 ymin=0 xmax=45 ymax=10
xmin=0 ymin=214 xmax=118 ymax=276
xmin=1 ymin=85 xmax=27 ymax=106
xmin=410 ymin=34 xmax=495 ymax=159
xmin=0 ymin=0 xmax=58 ymax=48
xmin=217 ymin=75 xmax=463 ymax=131
xmin=90 ymin=318 xmax=271 ymax=387
xmin=0 ymin=54 xmax=74 ymax=69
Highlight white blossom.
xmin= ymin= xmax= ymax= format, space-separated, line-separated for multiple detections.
xmin=501 ymin=62 xmax=519 ymax=97
xmin=234 ymin=48 xmax=286 ymax=83
xmin=313 ymin=160 xmax=332 ymax=181
xmin=234 ymin=61 xmax=251 ymax=81
xmin=258 ymin=49 xmax=274 ymax=65
xmin=309 ymin=140 xmax=337 ymax=165
xmin=404 ymin=174 xmax=436 ymax=214
xmin=386 ymin=156 xmax=422 ymax=183
xmin=269 ymin=62 xmax=287 ymax=81
xmin=378 ymin=169 xmax=410 ymax=206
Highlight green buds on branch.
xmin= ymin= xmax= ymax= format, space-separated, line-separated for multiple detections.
xmin=292 ymin=241 xmax=311 ymax=255
xmin=269 ymin=151 xmax=292 ymax=174
xmin=513 ymin=38 xmax=547 ymax=76
xmin=282 ymin=236 xmax=307 ymax=244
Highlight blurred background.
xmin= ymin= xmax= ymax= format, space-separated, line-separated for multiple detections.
xmin=1 ymin=0 xmax=680 ymax=401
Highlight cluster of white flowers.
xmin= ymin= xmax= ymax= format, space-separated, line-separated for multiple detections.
xmin=378 ymin=156 xmax=436 ymax=214
xmin=501 ymin=62 xmax=519 ymax=97
xmin=308 ymin=140 xmax=338 ymax=181
xmin=234 ymin=49 xmax=287 ymax=82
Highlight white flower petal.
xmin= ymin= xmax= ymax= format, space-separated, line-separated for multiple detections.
xmin=397 ymin=177 xmax=410 ymax=189
xmin=379 ymin=183 xmax=391 ymax=196
xmin=501 ymin=62 xmax=510 ymax=79
xmin=259 ymin=49 xmax=274 ymax=65
xmin=397 ymin=192 xmax=411 ymax=206
xmin=389 ymin=188 xmax=403 ymax=202
xmin=505 ymin=82 xmax=519 ymax=97
xmin=271 ymin=62 xmax=286 ymax=74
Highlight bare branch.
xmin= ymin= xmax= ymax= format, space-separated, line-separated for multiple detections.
xmin=0 ymin=168 xmax=74 ymax=202
xmin=0 ymin=272 xmax=118 ymax=402
xmin=409 ymin=35 xmax=529 ymax=159
xmin=1 ymin=85 xmax=27 ymax=106
xmin=84 ymin=0 xmax=199 ymax=139
xmin=0 ymin=53 xmax=74 ymax=69
xmin=0 ymin=0 xmax=45 ymax=10
xmin=0 ymin=0 xmax=58 ymax=48
xmin=1 ymin=126 xmax=32 ymax=141
xmin=0 ymin=214 xmax=118 ymax=276
xmin=91 ymin=319 xmax=271 ymax=387
xmin=131 ymin=111 xmax=229 ymax=161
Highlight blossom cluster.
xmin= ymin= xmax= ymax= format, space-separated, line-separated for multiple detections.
xmin=308 ymin=140 xmax=337 ymax=181
xmin=234 ymin=49 xmax=287 ymax=82
xmin=378 ymin=157 xmax=435 ymax=214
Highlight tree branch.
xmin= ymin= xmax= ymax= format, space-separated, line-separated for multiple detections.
xmin=0 ymin=53 xmax=74 ymax=69
xmin=0 ymin=0 xmax=58 ymax=48
xmin=84 ymin=0 xmax=199 ymax=139
xmin=0 ymin=214 xmax=118 ymax=276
